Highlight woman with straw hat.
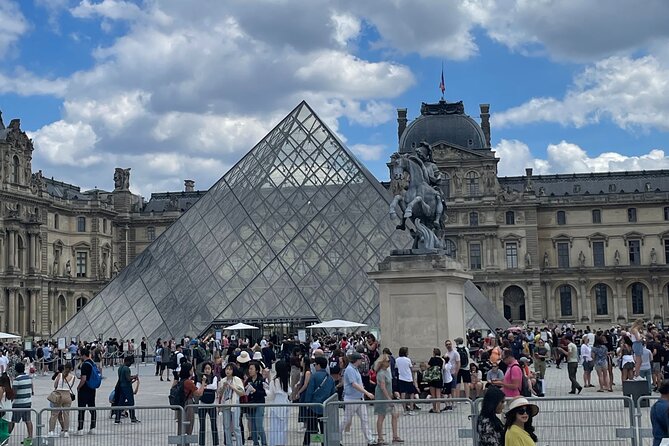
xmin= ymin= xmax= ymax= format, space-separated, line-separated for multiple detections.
xmin=504 ymin=396 xmax=539 ymax=445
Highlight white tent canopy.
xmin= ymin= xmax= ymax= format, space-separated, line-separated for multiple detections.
xmin=0 ymin=332 xmax=20 ymax=340
xmin=307 ymin=319 xmax=367 ymax=329
xmin=223 ymin=323 xmax=259 ymax=330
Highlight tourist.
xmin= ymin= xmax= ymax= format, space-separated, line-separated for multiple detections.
xmin=455 ymin=337 xmax=471 ymax=399
xmin=76 ymin=348 xmax=97 ymax=435
xmin=425 ymin=348 xmax=444 ymax=412
xmin=266 ymin=360 xmax=290 ymax=446
xmin=161 ymin=341 xmax=171 ymax=381
xmin=533 ymin=339 xmax=548 ymax=394
xmin=648 ymin=334 xmax=664 ymax=391
xmin=640 ymin=341 xmax=654 ymax=393
xmin=303 ymin=356 xmax=336 ymax=445
xmin=469 ymin=363 xmax=484 ymax=398
xmin=339 ymin=352 xmax=374 ymax=445
xmin=486 ymin=362 xmax=504 ymax=389
xmin=47 ymin=363 xmax=76 ymax=437
xmin=218 ymin=363 xmax=245 ymax=446
xmin=444 ymin=340 xmax=461 ymax=398
xmin=8 ymin=363 xmax=33 ymax=445
xmin=174 ymin=362 xmax=205 ymax=441
xmin=246 ymin=361 xmax=268 ymax=446
xmin=630 ymin=319 xmax=645 ymax=379
xmin=564 ymin=334 xmax=582 ymax=395
xmin=501 ymin=350 xmax=522 ymax=398
xmin=476 ymin=386 xmax=505 ymax=446
xmin=580 ymin=336 xmax=594 ymax=388
xmin=395 ymin=347 xmax=418 ymax=413
xmin=289 ymin=349 xmax=302 ymax=396
xmin=292 ymin=355 xmax=312 ymax=429
xmin=504 ymin=396 xmax=539 ymax=445
xmin=651 ymin=379 xmax=669 ymax=446
xmin=619 ymin=336 xmax=635 ymax=382
xmin=197 ymin=362 xmax=218 ymax=446
xmin=591 ymin=336 xmax=612 ymax=392
xmin=114 ymin=356 xmax=140 ymax=424
xmin=0 ymin=373 xmax=13 ymax=446
xmin=374 ymin=354 xmax=401 ymax=444
xmin=441 ymin=356 xmax=453 ymax=411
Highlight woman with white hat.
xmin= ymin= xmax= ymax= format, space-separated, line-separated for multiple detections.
xmin=504 ymin=396 xmax=539 ymax=445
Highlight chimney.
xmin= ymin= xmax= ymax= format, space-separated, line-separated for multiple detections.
xmin=184 ymin=179 xmax=195 ymax=192
xmin=479 ymin=104 xmax=490 ymax=148
xmin=525 ymin=168 xmax=533 ymax=177
xmin=397 ymin=108 xmax=407 ymax=143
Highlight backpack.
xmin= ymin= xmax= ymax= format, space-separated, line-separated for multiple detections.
xmin=358 ymin=354 xmax=370 ymax=377
xmin=512 ymin=364 xmax=532 ymax=397
xmin=36 ymin=347 xmax=44 ymax=359
xmin=86 ymin=360 xmax=102 ymax=389
xmin=168 ymin=379 xmax=186 ymax=409
xmin=424 ymin=365 xmax=442 ymax=382
xmin=456 ymin=346 xmax=469 ymax=368
xmin=169 ymin=352 xmax=178 ymax=369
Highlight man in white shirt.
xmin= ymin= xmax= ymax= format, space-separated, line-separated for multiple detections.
xmin=0 ymin=351 xmax=8 ymax=373
xmin=444 ymin=340 xmax=460 ymax=396
xmin=454 ymin=337 xmax=471 ymax=399
xmin=174 ymin=345 xmax=185 ymax=380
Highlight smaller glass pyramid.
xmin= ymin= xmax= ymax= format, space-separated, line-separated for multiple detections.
xmin=56 ymin=102 xmax=408 ymax=341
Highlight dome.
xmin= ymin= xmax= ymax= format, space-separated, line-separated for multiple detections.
xmin=399 ymin=100 xmax=487 ymax=153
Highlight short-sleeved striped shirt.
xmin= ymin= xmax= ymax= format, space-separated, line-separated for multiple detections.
xmin=12 ymin=374 xmax=32 ymax=408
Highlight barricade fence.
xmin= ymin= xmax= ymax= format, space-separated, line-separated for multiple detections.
xmin=5 ymin=396 xmax=665 ymax=446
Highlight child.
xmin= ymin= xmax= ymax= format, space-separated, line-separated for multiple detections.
xmin=416 ymin=362 xmax=430 ymax=399
xmin=24 ymin=358 xmax=36 ymax=379
xmin=441 ymin=356 xmax=453 ymax=411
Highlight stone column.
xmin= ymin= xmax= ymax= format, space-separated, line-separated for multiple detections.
xmin=0 ymin=289 xmax=5 ymax=332
xmin=525 ymin=281 xmax=534 ymax=322
xmin=0 ymin=237 xmax=4 ymax=272
xmin=492 ymin=236 xmax=499 ymax=268
xmin=29 ymin=288 xmax=37 ymax=334
xmin=7 ymin=288 xmax=16 ymax=334
xmin=27 ymin=233 xmax=34 ymax=273
xmin=543 ymin=280 xmax=555 ymax=321
xmin=615 ymin=277 xmax=627 ymax=321
xmin=7 ymin=231 xmax=14 ymax=270
xmin=651 ymin=276 xmax=660 ymax=320
xmin=579 ymin=277 xmax=590 ymax=323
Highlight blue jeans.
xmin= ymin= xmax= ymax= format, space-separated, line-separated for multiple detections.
xmin=249 ymin=406 xmax=266 ymax=446
xmin=640 ymin=368 xmax=652 ymax=393
xmin=222 ymin=407 xmax=242 ymax=446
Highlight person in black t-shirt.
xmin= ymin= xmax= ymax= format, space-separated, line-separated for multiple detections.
xmin=76 ymin=348 xmax=97 ymax=435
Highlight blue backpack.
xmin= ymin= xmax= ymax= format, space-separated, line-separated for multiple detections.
xmin=86 ymin=360 xmax=102 ymax=389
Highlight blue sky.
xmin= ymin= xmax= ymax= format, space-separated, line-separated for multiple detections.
xmin=1 ymin=1 xmax=669 ymax=197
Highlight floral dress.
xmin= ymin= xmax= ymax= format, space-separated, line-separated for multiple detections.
xmin=477 ymin=414 xmax=504 ymax=446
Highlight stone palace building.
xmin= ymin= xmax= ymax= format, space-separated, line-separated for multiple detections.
xmin=0 ymin=112 xmax=203 ymax=338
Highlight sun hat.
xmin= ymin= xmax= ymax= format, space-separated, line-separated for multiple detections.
xmin=237 ymin=351 xmax=251 ymax=363
xmin=507 ymin=397 xmax=539 ymax=417
xmin=252 ymin=351 xmax=263 ymax=361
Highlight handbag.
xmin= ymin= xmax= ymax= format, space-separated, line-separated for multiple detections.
xmin=66 ymin=377 xmax=76 ymax=401
xmin=47 ymin=390 xmax=61 ymax=404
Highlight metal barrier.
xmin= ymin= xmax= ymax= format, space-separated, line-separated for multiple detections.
xmin=324 ymin=397 xmax=475 ymax=446
xmin=636 ymin=395 xmax=660 ymax=446
xmin=0 ymin=408 xmax=40 ymax=446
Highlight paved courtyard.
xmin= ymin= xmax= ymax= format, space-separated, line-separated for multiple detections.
xmin=2 ymin=359 xmax=658 ymax=445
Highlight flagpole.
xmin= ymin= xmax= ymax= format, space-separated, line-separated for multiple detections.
xmin=439 ymin=62 xmax=445 ymax=101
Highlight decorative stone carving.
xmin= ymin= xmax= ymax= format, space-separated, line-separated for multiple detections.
xmin=113 ymin=167 xmax=131 ymax=191
xmin=650 ymin=247 xmax=657 ymax=265
xmin=65 ymin=260 xmax=71 ymax=277
xmin=543 ymin=252 xmax=550 ymax=268
xmin=29 ymin=170 xmax=47 ymax=194
xmin=525 ymin=252 xmax=532 ymax=269
xmin=578 ymin=251 xmax=586 ymax=267
xmin=614 ymin=249 xmax=621 ymax=265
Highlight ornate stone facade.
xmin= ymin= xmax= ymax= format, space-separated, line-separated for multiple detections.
xmin=396 ymin=99 xmax=669 ymax=325
xmin=0 ymin=112 xmax=204 ymax=337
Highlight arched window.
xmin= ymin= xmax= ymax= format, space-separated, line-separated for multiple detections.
xmin=469 ymin=212 xmax=479 ymax=227
xmin=17 ymin=235 xmax=24 ymax=270
xmin=559 ymin=285 xmax=573 ymax=317
xmin=444 ymin=239 xmax=457 ymax=258
xmin=466 ymin=171 xmax=480 ymax=196
xmin=631 ymin=282 xmax=644 ymax=315
xmin=76 ymin=296 xmax=88 ymax=312
xmin=557 ymin=210 xmax=566 ymax=225
xmin=594 ymin=283 xmax=608 ymax=315
xmin=58 ymin=294 xmax=67 ymax=327
xmin=11 ymin=155 xmax=19 ymax=183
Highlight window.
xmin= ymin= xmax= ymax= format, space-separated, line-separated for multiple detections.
xmin=147 ymin=226 xmax=156 ymax=242
xmin=665 ymin=207 xmax=669 ymax=221
xmin=469 ymin=212 xmax=479 ymax=227
xmin=11 ymin=155 xmax=19 ymax=183
xmin=442 ymin=174 xmax=450 ymax=199
xmin=469 ymin=242 xmax=482 ymax=270
xmin=76 ymin=296 xmax=88 ymax=312
xmin=103 ymin=219 xmax=107 ymax=233
xmin=627 ymin=208 xmax=637 ymax=223
xmin=444 ymin=239 xmax=457 ymax=258
xmin=592 ymin=241 xmax=605 ymax=267
xmin=557 ymin=242 xmax=570 ymax=268
xmin=592 ymin=209 xmax=601 ymax=224
xmin=506 ymin=242 xmax=518 ymax=269
xmin=505 ymin=211 xmax=515 ymax=225
xmin=594 ymin=284 xmax=608 ymax=315
xmin=466 ymin=171 xmax=480 ymax=196
xmin=557 ymin=211 xmax=566 ymax=225
xmin=631 ymin=282 xmax=644 ymax=315
xmin=628 ymin=240 xmax=641 ymax=265
xmin=559 ymin=285 xmax=572 ymax=317
xmin=77 ymin=217 xmax=86 ymax=232
xmin=665 ymin=239 xmax=669 ymax=264
xmin=76 ymin=252 xmax=87 ymax=278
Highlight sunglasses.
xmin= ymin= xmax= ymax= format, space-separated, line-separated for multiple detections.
xmin=516 ymin=407 xmax=531 ymax=415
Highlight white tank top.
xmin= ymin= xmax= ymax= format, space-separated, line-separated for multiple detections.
xmin=56 ymin=373 xmax=76 ymax=390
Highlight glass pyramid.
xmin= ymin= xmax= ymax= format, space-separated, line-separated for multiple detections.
xmin=56 ymin=101 xmax=409 ymax=341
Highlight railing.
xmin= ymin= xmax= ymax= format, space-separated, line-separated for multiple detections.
xmin=3 ymin=395 xmax=667 ymax=445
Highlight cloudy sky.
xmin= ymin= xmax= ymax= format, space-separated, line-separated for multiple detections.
xmin=1 ymin=0 xmax=669 ymax=198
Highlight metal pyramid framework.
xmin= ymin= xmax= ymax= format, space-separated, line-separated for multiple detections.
xmin=56 ymin=101 xmax=409 ymax=341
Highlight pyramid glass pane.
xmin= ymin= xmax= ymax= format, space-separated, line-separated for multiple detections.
xmin=55 ymin=101 xmax=410 ymax=340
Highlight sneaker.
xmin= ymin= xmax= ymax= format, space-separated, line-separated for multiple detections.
xmin=131 ymin=419 xmax=141 ymax=423
xmin=114 ymin=420 xmax=121 ymax=424
xmin=47 ymin=432 xmax=57 ymax=438
xmin=75 ymin=430 xmax=85 ymax=436
xmin=88 ymin=428 xmax=96 ymax=435
xmin=62 ymin=432 xmax=69 ymax=438
xmin=22 ymin=438 xmax=32 ymax=446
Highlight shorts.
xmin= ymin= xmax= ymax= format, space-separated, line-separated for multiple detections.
xmin=397 ymin=380 xmax=417 ymax=395
xmin=653 ymin=363 xmax=661 ymax=373
xmin=441 ymin=383 xmax=452 ymax=395
xmin=457 ymin=369 xmax=471 ymax=384
xmin=623 ymin=362 xmax=635 ymax=371
xmin=429 ymin=380 xmax=443 ymax=389
xmin=11 ymin=409 xmax=31 ymax=423
xmin=583 ymin=361 xmax=594 ymax=373
xmin=632 ymin=341 xmax=643 ymax=356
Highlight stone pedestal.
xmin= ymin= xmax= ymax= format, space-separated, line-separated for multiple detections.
xmin=368 ymin=253 xmax=472 ymax=363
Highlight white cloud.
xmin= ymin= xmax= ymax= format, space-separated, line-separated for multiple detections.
xmin=71 ymin=0 xmax=145 ymax=22
xmin=493 ymin=56 xmax=669 ymax=131
xmin=31 ymin=121 xmax=101 ymax=167
xmin=0 ymin=1 xmax=29 ymax=57
xmin=330 ymin=12 xmax=361 ymax=47
xmin=350 ymin=144 xmax=385 ymax=161
xmin=494 ymin=139 xmax=669 ymax=176
xmin=0 ymin=70 xmax=68 ymax=96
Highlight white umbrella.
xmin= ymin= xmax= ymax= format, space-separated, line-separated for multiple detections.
xmin=0 ymin=332 xmax=20 ymax=340
xmin=223 ymin=323 xmax=259 ymax=330
xmin=306 ymin=319 xmax=367 ymax=329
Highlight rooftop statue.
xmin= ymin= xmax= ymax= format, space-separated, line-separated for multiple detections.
xmin=389 ymin=141 xmax=445 ymax=251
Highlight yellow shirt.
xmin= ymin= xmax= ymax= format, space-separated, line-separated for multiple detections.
xmin=505 ymin=424 xmax=536 ymax=446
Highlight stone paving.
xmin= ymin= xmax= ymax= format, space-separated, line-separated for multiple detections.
xmin=2 ymin=359 xmax=657 ymax=445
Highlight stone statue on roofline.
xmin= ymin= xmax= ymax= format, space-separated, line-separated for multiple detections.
xmin=114 ymin=167 xmax=131 ymax=191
